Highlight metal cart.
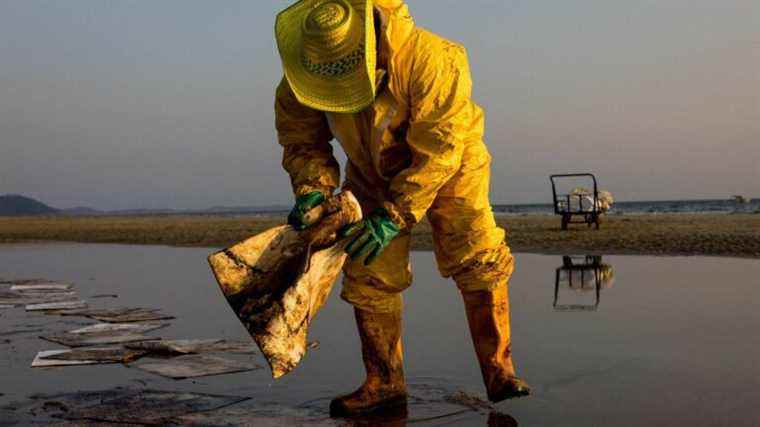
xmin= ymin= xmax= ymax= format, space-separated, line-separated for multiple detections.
xmin=550 ymin=173 xmax=602 ymax=230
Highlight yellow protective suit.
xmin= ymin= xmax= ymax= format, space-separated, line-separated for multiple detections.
xmin=275 ymin=0 xmax=513 ymax=313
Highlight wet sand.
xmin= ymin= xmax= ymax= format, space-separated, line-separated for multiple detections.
xmin=1 ymin=244 xmax=760 ymax=425
xmin=1 ymin=213 xmax=759 ymax=258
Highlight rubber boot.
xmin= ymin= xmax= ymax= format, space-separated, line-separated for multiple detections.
xmin=330 ymin=308 xmax=408 ymax=417
xmin=462 ymin=284 xmax=531 ymax=402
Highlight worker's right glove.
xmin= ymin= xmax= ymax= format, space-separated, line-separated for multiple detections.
xmin=287 ymin=191 xmax=325 ymax=231
xmin=340 ymin=208 xmax=400 ymax=266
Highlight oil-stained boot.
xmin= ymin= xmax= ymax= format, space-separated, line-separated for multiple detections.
xmin=462 ymin=285 xmax=531 ymax=402
xmin=330 ymin=308 xmax=407 ymax=417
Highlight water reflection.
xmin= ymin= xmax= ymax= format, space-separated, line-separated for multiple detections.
xmin=553 ymin=256 xmax=615 ymax=311
xmin=330 ymin=382 xmax=521 ymax=426
xmin=340 ymin=409 xmax=518 ymax=427
xmin=487 ymin=411 xmax=519 ymax=427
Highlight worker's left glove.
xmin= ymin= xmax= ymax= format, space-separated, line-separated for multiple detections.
xmin=340 ymin=208 xmax=400 ymax=266
xmin=288 ymin=191 xmax=325 ymax=231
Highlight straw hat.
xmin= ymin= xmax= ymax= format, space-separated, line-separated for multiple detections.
xmin=276 ymin=0 xmax=377 ymax=113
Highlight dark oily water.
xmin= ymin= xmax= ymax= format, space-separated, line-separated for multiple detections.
xmin=1 ymin=243 xmax=759 ymax=426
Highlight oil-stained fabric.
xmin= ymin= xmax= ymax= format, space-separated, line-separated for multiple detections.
xmin=274 ymin=1 xmax=512 ymax=312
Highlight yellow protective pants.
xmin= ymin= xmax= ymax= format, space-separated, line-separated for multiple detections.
xmin=341 ymin=143 xmax=515 ymax=314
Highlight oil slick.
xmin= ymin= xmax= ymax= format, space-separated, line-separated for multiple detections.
xmin=39 ymin=331 xmax=157 ymax=347
xmin=133 ymin=354 xmax=261 ymax=380
xmin=26 ymin=300 xmax=88 ymax=311
xmin=126 ymin=339 xmax=257 ymax=356
xmin=69 ymin=322 xmax=169 ymax=335
xmin=48 ymin=307 xmax=175 ymax=323
xmin=32 ymin=347 xmax=147 ymax=366
xmin=11 ymin=283 xmax=73 ymax=292
xmin=4 ymin=388 xmax=250 ymax=425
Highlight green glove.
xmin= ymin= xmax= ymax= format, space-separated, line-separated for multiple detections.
xmin=288 ymin=191 xmax=325 ymax=231
xmin=341 ymin=208 xmax=400 ymax=266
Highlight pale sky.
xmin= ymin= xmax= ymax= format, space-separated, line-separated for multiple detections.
xmin=1 ymin=1 xmax=758 ymax=210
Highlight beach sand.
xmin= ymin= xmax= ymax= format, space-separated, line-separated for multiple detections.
xmin=0 ymin=213 xmax=758 ymax=258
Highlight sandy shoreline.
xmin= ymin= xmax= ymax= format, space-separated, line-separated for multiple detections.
xmin=0 ymin=213 xmax=758 ymax=258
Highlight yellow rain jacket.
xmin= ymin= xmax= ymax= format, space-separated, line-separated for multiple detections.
xmin=275 ymin=0 xmax=513 ymax=313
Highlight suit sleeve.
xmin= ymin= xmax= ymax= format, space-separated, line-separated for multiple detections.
xmin=275 ymin=77 xmax=340 ymax=197
xmin=387 ymin=44 xmax=474 ymax=227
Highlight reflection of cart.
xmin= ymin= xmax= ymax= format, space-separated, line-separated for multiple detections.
xmin=553 ymin=255 xmax=613 ymax=312
xmin=550 ymin=173 xmax=601 ymax=230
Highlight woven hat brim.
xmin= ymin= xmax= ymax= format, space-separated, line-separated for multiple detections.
xmin=276 ymin=0 xmax=376 ymax=113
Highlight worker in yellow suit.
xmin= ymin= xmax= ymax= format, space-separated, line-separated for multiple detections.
xmin=274 ymin=0 xmax=530 ymax=417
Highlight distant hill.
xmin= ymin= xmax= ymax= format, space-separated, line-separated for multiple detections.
xmin=0 ymin=194 xmax=59 ymax=216
xmin=203 ymin=205 xmax=290 ymax=214
xmin=60 ymin=206 xmax=103 ymax=215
